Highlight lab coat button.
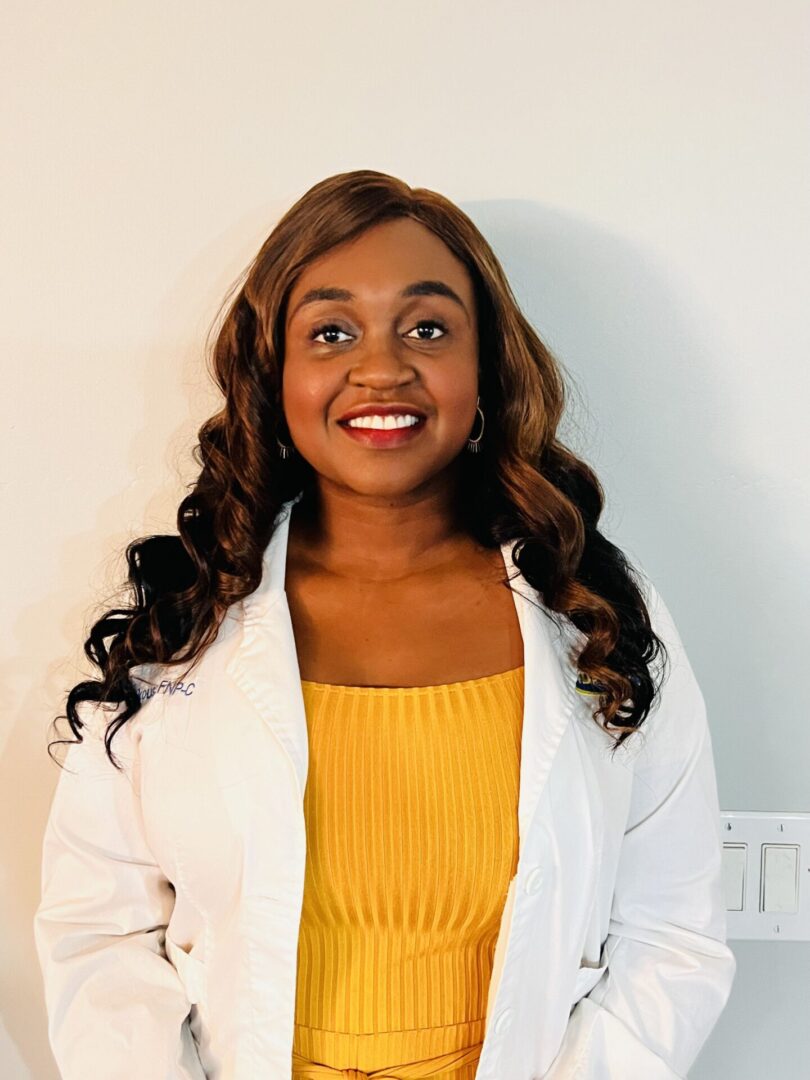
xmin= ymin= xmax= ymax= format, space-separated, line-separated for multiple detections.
xmin=494 ymin=1007 xmax=514 ymax=1034
xmin=524 ymin=866 xmax=545 ymax=894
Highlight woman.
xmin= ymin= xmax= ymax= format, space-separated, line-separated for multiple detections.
xmin=34 ymin=170 xmax=735 ymax=1079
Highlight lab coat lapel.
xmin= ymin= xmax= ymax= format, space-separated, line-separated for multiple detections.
xmin=224 ymin=492 xmax=309 ymax=801
xmin=225 ymin=494 xmax=580 ymax=853
xmin=500 ymin=536 xmax=581 ymax=853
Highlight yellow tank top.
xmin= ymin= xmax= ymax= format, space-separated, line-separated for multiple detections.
xmin=291 ymin=665 xmax=524 ymax=1080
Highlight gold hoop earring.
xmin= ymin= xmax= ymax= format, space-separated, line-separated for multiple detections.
xmin=465 ymin=396 xmax=484 ymax=453
xmin=276 ymin=415 xmax=295 ymax=459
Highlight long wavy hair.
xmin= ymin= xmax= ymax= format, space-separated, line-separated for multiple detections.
xmin=50 ymin=168 xmax=667 ymax=769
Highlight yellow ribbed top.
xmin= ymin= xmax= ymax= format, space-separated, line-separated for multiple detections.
xmin=292 ymin=666 xmax=524 ymax=1079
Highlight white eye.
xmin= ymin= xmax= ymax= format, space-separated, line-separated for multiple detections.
xmin=311 ymin=323 xmax=352 ymax=344
xmin=405 ymin=320 xmax=447 ymax=341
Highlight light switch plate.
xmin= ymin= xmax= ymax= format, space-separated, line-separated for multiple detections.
xmin=721 ymin=811 xmax=810 ymax=940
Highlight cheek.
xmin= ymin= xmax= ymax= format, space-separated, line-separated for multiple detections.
xmin=429 ymin=370 xmax=479 ymax=430
xmin=281 ymin=360 xmax=334 ymax=422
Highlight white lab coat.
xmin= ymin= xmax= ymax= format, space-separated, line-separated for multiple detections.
xmin=34 ymin=494 xmax=736 ymax=1079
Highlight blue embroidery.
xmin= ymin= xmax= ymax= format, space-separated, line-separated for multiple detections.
xmin=136 ymin=678 xmax=196 ymax=703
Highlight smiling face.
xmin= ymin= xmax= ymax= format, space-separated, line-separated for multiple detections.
xmin=282 ymin=216 xmax=480 ymax=501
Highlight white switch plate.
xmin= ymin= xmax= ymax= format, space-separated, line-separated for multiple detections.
xmin=721 ymin=811 xmax=810 ymax=940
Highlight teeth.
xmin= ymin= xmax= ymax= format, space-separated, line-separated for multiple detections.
xmin=345 ymin=414 xmax=422 ymax=430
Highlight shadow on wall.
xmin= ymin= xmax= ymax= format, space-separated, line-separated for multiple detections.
xmin=462 ymin=197 xmax=806 ymax=811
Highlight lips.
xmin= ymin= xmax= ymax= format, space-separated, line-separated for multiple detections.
xmin=337 ymin=402 xmax=428 ymax=423
xmin=337 ymin=413 xmax=427 ymax=449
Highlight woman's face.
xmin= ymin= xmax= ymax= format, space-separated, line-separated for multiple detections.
xmin=282 ymin=216 xmax=480 ymax=500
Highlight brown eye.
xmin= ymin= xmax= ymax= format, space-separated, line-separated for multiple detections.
xmin=405 ymin=319 xmax=448 ymax=341
xmin=310 ymin=323 xmax=352 ymax=344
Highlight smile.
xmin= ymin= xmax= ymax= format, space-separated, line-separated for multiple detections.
xmin=337 ymin=414 xmax=427 ymax=448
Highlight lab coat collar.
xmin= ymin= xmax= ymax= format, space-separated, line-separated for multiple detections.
xmin=225 ymin=492 xmax=582 ymax=853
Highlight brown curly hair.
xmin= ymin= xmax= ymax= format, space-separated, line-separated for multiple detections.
xmin=49 ymin=168 xmax=667 ymax=769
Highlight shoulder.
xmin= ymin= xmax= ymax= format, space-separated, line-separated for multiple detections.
xmin=129 ymin=603 xmax=243 ymax=708
xmin=634 ymin=571 xmax=705 ymax=717
xmin=571 ymin=568 xmax=709 ymax=766
xmin=623 ymin=570 xmax=711 ymax=784
xmin=84 ymin=603 xmax=243 ymax=729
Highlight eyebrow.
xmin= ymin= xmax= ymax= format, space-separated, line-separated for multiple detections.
xmin=289 ymin=279 xmax=469 ymax=321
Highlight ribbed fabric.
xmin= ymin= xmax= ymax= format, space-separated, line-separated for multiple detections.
xmin=291 ymin=666 xmax=525 ymax=1080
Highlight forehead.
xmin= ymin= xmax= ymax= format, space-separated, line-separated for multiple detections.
xmin=286 ymin=217 xmax=474 ymax=310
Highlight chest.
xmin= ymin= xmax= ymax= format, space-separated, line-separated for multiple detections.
xmin=284 ymin=554 xmax=525 ymax=686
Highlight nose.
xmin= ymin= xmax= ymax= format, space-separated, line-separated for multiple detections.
xmin=348 ymin=364 xmax=416 ymax=391
xmin=346 ymin=338 xmax=418 ymax=387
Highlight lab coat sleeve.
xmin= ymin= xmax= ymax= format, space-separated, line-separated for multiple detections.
xmin=33 ymin=703 xmax=207 ymax=1080
xmin=544 ymin=581 xmax=737 ymax=1079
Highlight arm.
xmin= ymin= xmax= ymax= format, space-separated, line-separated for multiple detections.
xmin=33 ymin=703 xmax=207 ymax=1080
xmin=546 ymin=581 xmax=737 ymax=1079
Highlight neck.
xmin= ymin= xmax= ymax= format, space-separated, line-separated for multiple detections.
xmin=288 ymin=480 xmax=471 ymax=583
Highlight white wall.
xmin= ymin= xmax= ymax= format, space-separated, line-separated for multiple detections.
xmin=4 ymin=2 xmax=808 ymax=1076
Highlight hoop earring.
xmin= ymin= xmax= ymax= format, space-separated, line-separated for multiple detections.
xmin=276 ymin=416 xmax=295 ymax=459
xmin=465 ymin=396 xmax=485 ymax=453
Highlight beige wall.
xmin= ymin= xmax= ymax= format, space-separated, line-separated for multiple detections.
xmin=4 ymin=2 xmax=808 ymax=1076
